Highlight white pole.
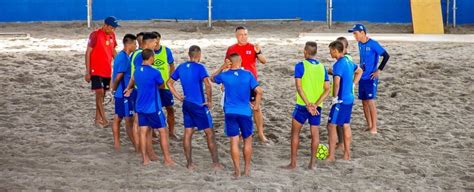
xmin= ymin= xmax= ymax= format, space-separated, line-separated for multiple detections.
xmin=208 ymin=0 xmax=212 ymax=28
xmin=453 ymin=0 xmax=456 ymax=28
xmin=87 ymin=0 xmax=92 ymax=28
xmin=446 ymin=0 xmax=450 ymax=27
xmin=329 ymin=0 xmax=333 ymax=29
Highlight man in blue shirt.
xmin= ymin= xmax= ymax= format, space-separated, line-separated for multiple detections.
xmin=283 ymin=41 xmax=330 ymax=170
xmin=128 ymin=49 xmax=174 ymax=166
xmin=327 ymin=41 xmax=362 ymax=162
xmin=211 ymin=53 xmax=263 ymax=178
xmin=110 ymin=34 xmax=137 ymax=151
xmin=349 ymin=24 xmax=390 ymax=135
xmin=167 ymin=45 xmax=223 ymax=170
xmin=151 ymin=31 xmax=178 ymax=140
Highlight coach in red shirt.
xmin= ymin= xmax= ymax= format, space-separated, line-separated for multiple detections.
xmin=225 ymin=26 xmax=268 ymax=143
xmin=84 ymin=16 xmax=119 ymax=128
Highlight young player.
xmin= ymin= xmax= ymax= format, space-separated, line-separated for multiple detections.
xmin=349 ymin=24 xmax=390 ymax=135
xmin=283 ymin=41 xmax=330 ymax=170
xmin=167 ymin=45 xmax=223 ymax=170
xmin=151 ymin=31 xmax=178 ymax=140
xmin=211 ymin=53 xmax=263 ymax=177
xmin=326 ymin=41 xmax=362 ymax=161
xmin=110 ymin=34 xmax=137 ymax=151
xmin=128 ymin=49 xmax=174 ymax=166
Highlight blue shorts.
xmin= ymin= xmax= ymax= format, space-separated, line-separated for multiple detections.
xmin=159 ymin=89 xmax=174 ymax=107
xmin=358 ymin=79 xmax=378 ymax=100
xmin=138 ymin=111 xmax=167 ymax=129
xmin=328 ymin=103 xmax=353 ymax=126
xmin=114 ymin=97 xmax=134 ymax=118
xmin=183 ymin=101 xmax=213 ymax=130
xmin=292 ymin=105 xmax=322 ymax=126
xmin=224 ymin=114 xmax=253 ymax=139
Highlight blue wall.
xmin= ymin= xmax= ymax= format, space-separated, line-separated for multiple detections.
xmin=0 ymin=0 xmax=472 ymax=24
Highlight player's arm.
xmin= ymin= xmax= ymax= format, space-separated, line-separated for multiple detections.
xmin=167 ymin=78 xmax=183 ymax=102
xmin=314 ymin=81 xmax=330 ymax=107
xmin=333 ymin=76 xmax=341 ymax=98
xmin=252 ymin=86 xmax=263 ymax=111
xmin=353 ymin=65 xmax=363 ymax=85
xmin=210 ymin=59 xmax=231 ymax=83
xmin=84 ymin=46 xmax=93 ymax=82
xmin=254 ymin=44 xmax=267 ymax=64
xmin=123 ymin=76 xmax=135 ymax=97
xmin=169 ymin=63 xmax=175 ymax=76
xmin=111 ymin=73 xmax=124 ymax=93
xmin=203 ymin=77 xmax=213 ymax=108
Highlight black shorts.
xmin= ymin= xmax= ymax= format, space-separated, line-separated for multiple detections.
xmin=250 ymin=89 xmax=256 ymax=102
xmin=91 ymin=76 xmax=110 ymax=90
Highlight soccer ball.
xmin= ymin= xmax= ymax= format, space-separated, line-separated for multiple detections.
xmin=315 ymin=144 xmax=329 ymax=160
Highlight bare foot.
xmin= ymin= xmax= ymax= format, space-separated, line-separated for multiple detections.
xmin=281 ymin=164 xmax=296 ymax=170
xmin=149 ymin=154 xmax=159 ymax=161
xmin=143 ymin=157 xmax=151 ymax=166
xmin=164 ymin=159 xmax=175 ymax=167
xmin=212 ymin=163 xmax=224 ymax=170
xmin=169 ymin=134 xmax=180 ymax=141
xmin=325 ymin=157 xmax=336 ymax=164
xmin=258 ymin=134 xmax=268 ymax=143
xmin=244 ymin=170 xmax=250 ymax=177
xmin=114 ymin=144 xmax=120 ymax=152
xmin=307 ymin=162 xmax=316 ymax=170
xmin=233 ymin=171 xmax=241 ymax=179
xmin=186 ymin=163 xmax=197 ymax=170
xmin=343 ymin=153 xmax=350 ymax=160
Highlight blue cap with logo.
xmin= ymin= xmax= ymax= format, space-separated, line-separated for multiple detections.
xmin=104 ymin=16 xmax=120 ymax=28
xmin=348 ymin=24 xmax=366 ymax=33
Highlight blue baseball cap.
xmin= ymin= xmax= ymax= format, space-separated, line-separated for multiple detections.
xmin=348 ymin=24 xmax=366 ymax=33
xmin=104 ymin=16 xmax=120 ymax=28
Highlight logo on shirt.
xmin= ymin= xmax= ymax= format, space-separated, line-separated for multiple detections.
xmin=140 ymin=67 xmax=144 ymax=71
xmin=154 ymin=59 xmax=166 ymax=67
xmin=187 ymin=64 xmax=190 ymax=68
xmin=366 ymin=47 xmax=371 ymax=52
xmin=246 ymin=50 xmax=252 ymax=55
xmin=233 ymin=71 xmax=239 ymax=76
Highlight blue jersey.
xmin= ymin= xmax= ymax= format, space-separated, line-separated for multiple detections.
xmin=294 ymin=58 xmax=330 ymax=81
xmin=155 ymin=46 xmax=175 ymax=64
xmin=112 ymin=50 xmax=131 ymax=98
xmin=170 ymin=61 xmax=209 ymax=105
xmin=134 ymin=65 xmax=164 ymax=114
xmin=333 ymin=56 xmax=358 ymax=104
xmin=214 ymin=69 xmax=259 ymax=117
xmin=358 ymin=39 xmax=386 ymax=80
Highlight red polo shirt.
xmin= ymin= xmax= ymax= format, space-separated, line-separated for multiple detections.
xmin=225 ymin=43 xmax=258 ymax=80
xmin=88 ymin=28 xmax=117 ymax=78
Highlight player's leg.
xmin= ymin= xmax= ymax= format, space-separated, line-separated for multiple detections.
xmin=139 ymin=126 xmax=150 ymax=165
xmin=368 ymin=100 xmax=377 ymax=134
xmin=203 ymin=128 xmax=223 ymax=169
xmin=165 ymin=106 xmax=177 ymax=139
xmin=183 ymin=127 xmax=195 ymax=169
xmin=112 ymin=114 xmax=122 ymax=151
xmin=124 ymin=116 xmax=135 ymax=149
xmin=308 ymin=125 xmax=320 ymax=169
xmin=253 ymin=107 xmax=267 ymax=143
xmin=342 ymin=123 xmax=352 ymax=160
xmin=229 ymin=135 xmax=240 ymax=178
xmin=240 ymin=115 xmax=254 ymax=177
xmin=326 ymin=123 xmax=337 ymax=162
xmin=362 ymin=100 xmax=372 ymax=131
xmin=336 ymin=125 xmax=344 ymax=151
xmin=283 ymin=119 xmax=303 ymax=169
xmin=146 ymin=128 xmax=158 ymax=161
xmin=132 ymin=113 xmax=140 ymax=152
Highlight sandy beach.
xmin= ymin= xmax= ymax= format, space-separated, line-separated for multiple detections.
xmin=0 ymin=21 xmax=473 ymax=190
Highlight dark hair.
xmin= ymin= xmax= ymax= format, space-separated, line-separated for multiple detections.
xmin=228 ymin=53 xmax=241 ymax=62
xmin=329 ymin=41 xmax=344 ymax=53
xmin=304 ymin=41 xmax=317 ymax=56
xmin=122 ymin=34 xmax=137 ymax=45
xmin=336 ymin=37 xmax=349 ymax=48
xmin=151 ymin=31 xmax=161 ymax=38
xmin=235 ymin=26 xmax=247 ymax=32
xmin=188 ymin=45 xmax=201 ymax=58
xmin=142 ymin=49 xmax=155 ymax=61
xmin=136 ymin=32 xmax=145 ymax=37
xmin=142 ymin=32 xmax=158 ymax=41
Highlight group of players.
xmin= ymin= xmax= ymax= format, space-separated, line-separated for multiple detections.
xmin=84 ymin=17 xmax=389 ymax=177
